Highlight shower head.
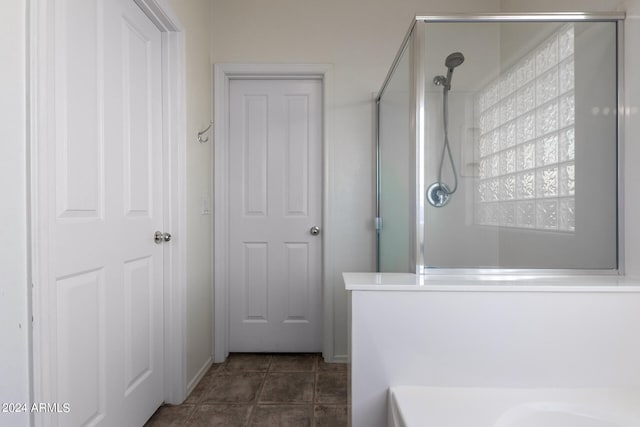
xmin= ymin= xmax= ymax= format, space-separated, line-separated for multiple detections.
xmin=444 ymin=52 xmax=464 ymax=90
xmin=445 ymin=52 xmax=465 ymax=70
xmin=434 ymin=51 xmax=465 ymax=90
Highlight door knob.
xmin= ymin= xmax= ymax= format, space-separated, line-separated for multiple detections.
xmin=310 ymin=226 xmax=320 ymax=236
xmin=154 ymin=231 xmax=172 ymax=244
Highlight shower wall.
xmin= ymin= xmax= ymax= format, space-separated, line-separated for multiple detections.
xmin=421 ymin=20 xmax=618 ymax=270
xmin=499 ymin=0 xmax=640 ymax=280
xmin=421 ymin=23 xmax=502 ymax=267
xmin=425 ymin=91 xmax=502 ymax=267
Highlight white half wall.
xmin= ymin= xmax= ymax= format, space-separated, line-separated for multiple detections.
xmin=351 ymin=287 xmax=640 ymax=427
xmin=0 ymin=1 xmax=30 ymax=427
xmin=210 ymin=0 xmax=501 ymax=361
xmin=168 ymin=0 xmax=214 ymax=390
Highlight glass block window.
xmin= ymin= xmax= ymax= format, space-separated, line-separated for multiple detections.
xmin=475 ymin=24 xmax=575 ymax=232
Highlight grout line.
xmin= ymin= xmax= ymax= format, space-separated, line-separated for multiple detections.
xmin=245 ymin=355 xmax=272 ymax=426
xmin=181 ymin=404 xmax=198 ymax=427
xmin=245 ymin=404 xmax=255 ymax=427
xmin=312 ymin=353 xmax=319 ymax=425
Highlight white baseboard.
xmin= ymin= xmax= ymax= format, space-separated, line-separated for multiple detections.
xmin=324 ymin=353 xmax=349 ymax=364
xmin=186 ymin=356 xmax=213 ymax=397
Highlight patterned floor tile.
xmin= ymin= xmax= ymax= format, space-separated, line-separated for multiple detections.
xmin=201 ymin=372 xmax=265 ymax=403
xmin=144 ymin=404 xmax=195 ymax=427
xmin=249 ymin=405 xmax=312 ymax=427
xmin=186 ymin=404 xmax=252 ymax=427
xmin=269 ymin=354 xmax=317 ymax=372
xmin=223 ymin=354 xmax=272 ymax=372
xmin=259 ymin=372 xmax=315 ymax=403
xmin=313 ymin=405 xmax=348 ymax=427
xmin=144 ymin=354 xmax=349 ymax=427
xmin=315 ymin=372 xmax=348 ymax=404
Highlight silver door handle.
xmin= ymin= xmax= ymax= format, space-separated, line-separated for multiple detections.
xmin=154 ymin=231 xmax=172 ymax=244
xmin=310 ymin=226 xmax=320 ymax=236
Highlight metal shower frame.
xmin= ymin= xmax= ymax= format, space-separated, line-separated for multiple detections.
xmin=375 ymin=12 xmax=626 ymax=275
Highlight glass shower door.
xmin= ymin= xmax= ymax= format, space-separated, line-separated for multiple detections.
xmin=421 ymin=20 xmax=619 ymax=270
xmin=378 ymin=39 xmax=412 ymax=272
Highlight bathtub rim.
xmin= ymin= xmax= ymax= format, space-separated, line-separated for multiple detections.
xmin=388 ymin=385 xmax=640 ymax=427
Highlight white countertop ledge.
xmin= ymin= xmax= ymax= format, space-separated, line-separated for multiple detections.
xmin=343 ymin=272 xmax=640 ymax=292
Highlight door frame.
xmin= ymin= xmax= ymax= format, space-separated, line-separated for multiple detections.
xmin=213 ymin=64 xmax=335 ymax=363
xmin=29 ymin=0 xmax=188 ymax=420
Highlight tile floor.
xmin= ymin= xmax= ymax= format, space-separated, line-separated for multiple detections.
xmin=144 ymin=353 xmax=349 ymax=427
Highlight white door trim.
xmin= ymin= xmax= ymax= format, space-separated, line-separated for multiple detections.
xmin=134 ymin=0 xmax=188 ymax=406
xmin=213 ymin=64 xmax=335 ymax=363
xmin=29 ymin=2 xmax=188 ymax=422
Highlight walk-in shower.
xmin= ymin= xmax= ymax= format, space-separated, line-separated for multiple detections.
xmin=375 ymin=13 xmax=624 ymax=274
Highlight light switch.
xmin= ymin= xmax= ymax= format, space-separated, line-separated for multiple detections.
xmin=201 ymin=197 xmax=211 ymax=215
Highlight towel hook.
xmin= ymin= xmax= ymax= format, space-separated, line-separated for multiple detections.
xmin=197 ymin=121 xmax=213 ymax=143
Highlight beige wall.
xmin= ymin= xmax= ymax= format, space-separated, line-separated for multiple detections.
xmin=0 ymin=1 xmax=29 ymax=425
xmin=209 ymin=0 xmax=501 ymax=359
xmin=169 ymin=0 xmax=214 ymax=388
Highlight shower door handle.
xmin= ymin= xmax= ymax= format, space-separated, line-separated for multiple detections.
xmin=310 ymin=226 xmax=321 ymax=236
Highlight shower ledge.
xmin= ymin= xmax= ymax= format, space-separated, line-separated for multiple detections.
xmin=343 ymin=272 xmax=640 ymax=292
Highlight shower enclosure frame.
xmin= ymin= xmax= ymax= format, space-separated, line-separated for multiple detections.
xmin=375 ymin=12 xmax=626 ymax=275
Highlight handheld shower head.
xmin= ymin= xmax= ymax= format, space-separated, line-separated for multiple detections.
xmin=434 ymin=52 xmax=465 ymax=90
xmin=445 ymin=52 xmax=465 ymax=70
xmin=444 ymin=52 xmax=465 ymax=90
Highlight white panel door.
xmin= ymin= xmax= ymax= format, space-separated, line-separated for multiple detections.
xmin=49 ymin=0 xmax=164 ymax=425
xmin=229 ymin=79 xmax=323 ymax=352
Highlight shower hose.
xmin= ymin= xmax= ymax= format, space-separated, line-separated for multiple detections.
xmin=437 ymin=87 xmax=459 ymax=194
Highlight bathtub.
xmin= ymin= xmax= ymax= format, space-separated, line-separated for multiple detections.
xmin=388 ymin=386 xmax=640 ymax=427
